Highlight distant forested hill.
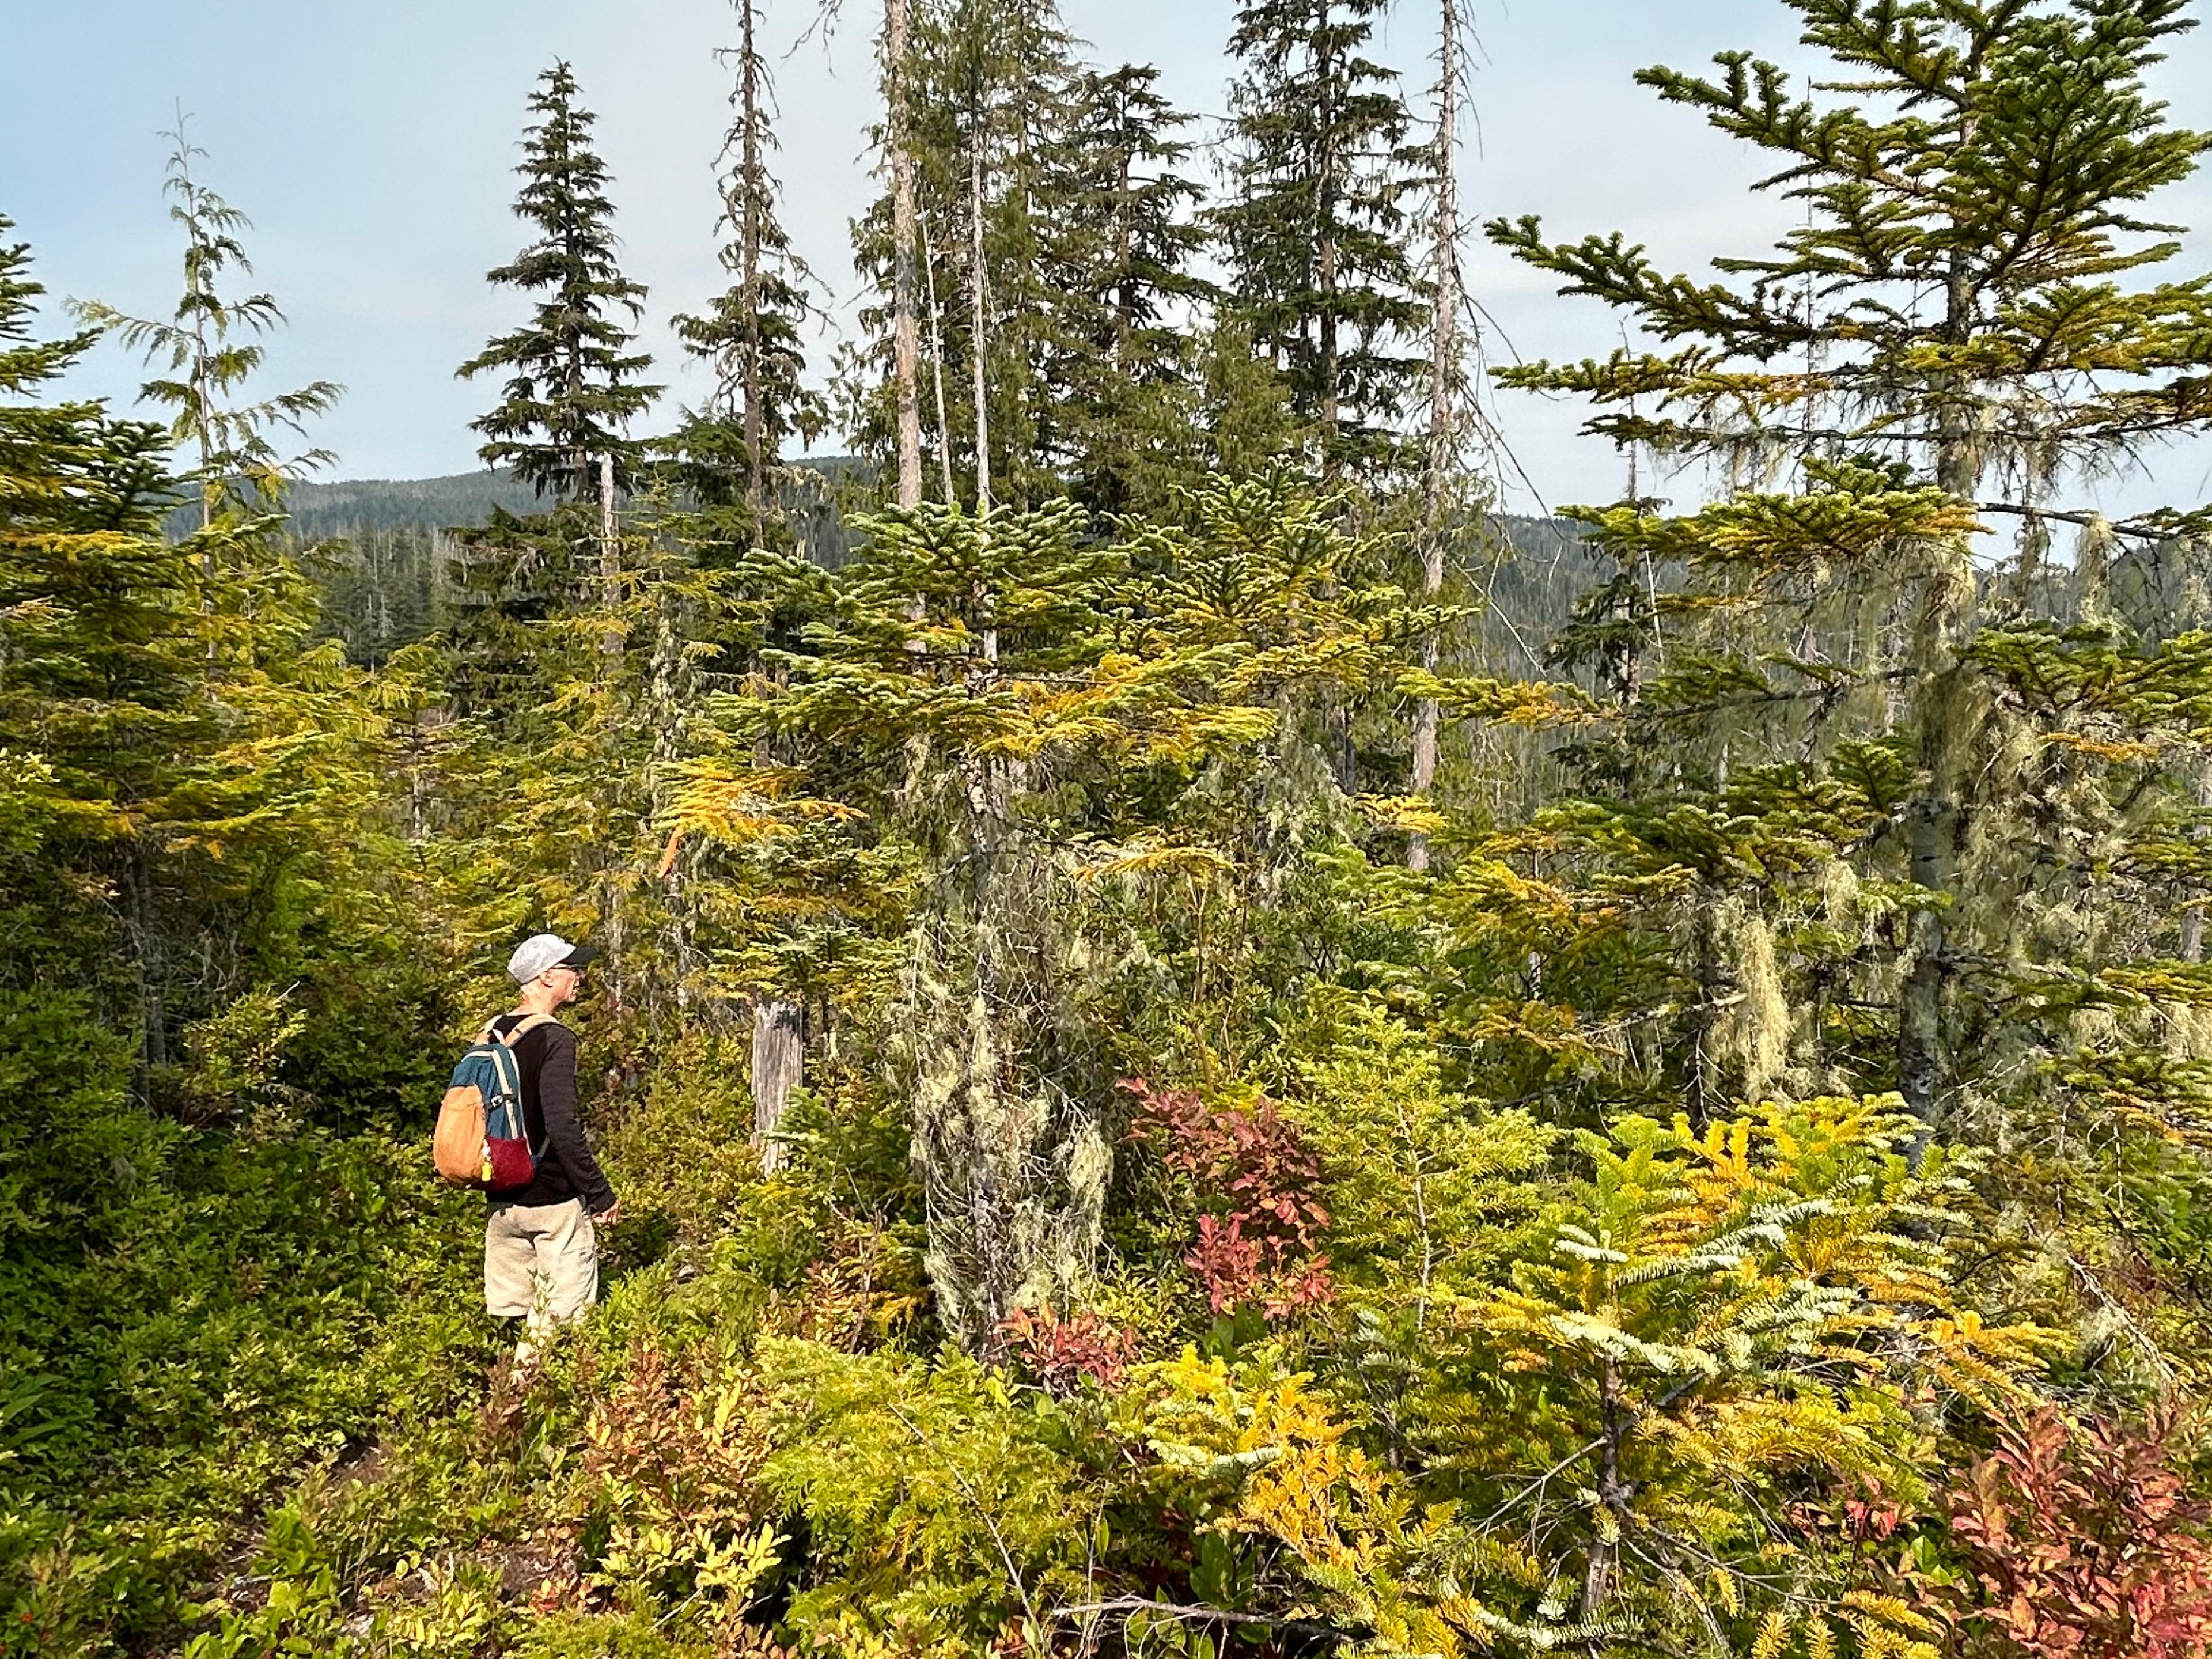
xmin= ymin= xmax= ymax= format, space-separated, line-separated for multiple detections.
xmin=297 ymin=461 xmax=876 ymax=662
xmin=300 ymin=469 xmax=1596 ymax=669
xmin=282 ymin=469 xmax=544 ymax=536
xmin=283 ymin=459 xmax=869 ymax=544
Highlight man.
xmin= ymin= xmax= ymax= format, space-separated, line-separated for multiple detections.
xmin=483 ymin=931 xmax=620 ymax=1349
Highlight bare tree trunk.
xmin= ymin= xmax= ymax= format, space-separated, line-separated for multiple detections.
xmin=1317 ymin=10 xmax=1355 ymax=801
xmin=922 ymin=214 xmax=957 ymax=504
xmin=1899 ymin=248 xmax=1978 ymax=1140
xmin=740 ymin=0 xmax=767 ymax=544
xmin=599 ymin=450 xmax=622 ymax=667
xmin=752 ymin=997 xmax=805 ymax=1172
xmin=2184 ymin=766 xmax=2211 ymax=963
xmin=127 ymin=840 xmax=168 ymax=1074
xmin=1409 ymin=0 xmax=1461 ymax=874
xmin=651 ymin=569 xmax=695 ymax=1014
xmin=1113 ymin=145 xmax=1134 ymax=355
xmin=969 ymin=134 xmax=993 ymax=511
xmin=1582 ymin=1358 xmax=1627 ymax=1617
xmin=1684 ymin=895 xmax=1730 ymax=1128
xmin=1316 ymin=2 xmax=1340 ymax=477
xmin=888 ymin=0 xmax=923 ymax=509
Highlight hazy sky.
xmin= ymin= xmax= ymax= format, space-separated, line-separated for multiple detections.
xmin=9 ymin=0 xmax=2212 ymax=518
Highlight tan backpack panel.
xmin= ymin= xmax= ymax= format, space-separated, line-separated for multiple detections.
xmin=430 ymin=1014 xmax=557 ymax=1188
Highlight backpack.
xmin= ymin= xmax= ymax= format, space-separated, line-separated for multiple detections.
xmin=432 ymin=1014 xmax=555 ymax=1191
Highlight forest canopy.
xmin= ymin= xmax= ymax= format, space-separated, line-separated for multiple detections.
xmin=11 ymin=3 xmax=2212 ymax=1658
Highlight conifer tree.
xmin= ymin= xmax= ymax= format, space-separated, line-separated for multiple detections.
xmin=667 ymin=0 xmax=826 ymax=553
xmin=839 ymin=0 xmax=928 ymax=506
xmin=6 ymin=219 xmax=381 ymax=1081
xmin=949 ymin=0 xmax=1078 ymax=509
xmin=75 ymin=118 xmax=341 ymax=531
xmin=1416 ymin=1099 xmax=2052 ymax=1646
xmin=1488 ymin=0 xmax=2212 ymax=1134
xmin=459 ymin=62 xmax=661 ymax=507
xmin=655 ymin=0 xmax=834 ymax=1149
xmin=1215 ymin=0 xmax=1429 ymax=479
xmin=2 ymin=222 xmax=189 ymax=1063
xmin=1036 ymin=63 xmax=1212 ymax=514
xmin=665 ymin=478 xmax=1430 ymax=1357
xmin=848 ymin=0 xmax=1093 ymax=508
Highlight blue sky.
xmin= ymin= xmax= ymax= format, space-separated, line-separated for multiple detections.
xmin=7 ymin=0 xmax=2212 ymax=518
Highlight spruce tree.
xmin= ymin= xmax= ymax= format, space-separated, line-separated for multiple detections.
xmin=459 ymin=62 xmax=661 ymax=506
xmin=657 ymin=0 xmax=834 ymax=1142
xmin=666 ymin=0 xmax=826 ymax=554
xmin=5 ymin=219 xmax=382 ymax=1082
xmin=1214 ymin=0 xmax=1429 ymax=479
xmin=1036 ymin=63 xmax=1212 ymax=514
xmin=2 ymin=221 xmax=189 ymax=1062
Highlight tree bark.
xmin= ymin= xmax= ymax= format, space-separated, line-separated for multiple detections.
xmin=888 ymin=0 xmax=923 ymax=509
xmin=1582 ymin=1357 xmax=1627 ymax=1617
xmin=752 ymin=997 xmax=805 ymax=1173
xmin=1316 ymin=2 xmax=1340 ymax=477
xmin=2183 ymin=766 xmax=2211 ymax=963
xmin=969 ymin=132 xmax=993 ymax=512
xmin=1898 ymin=247 xmax=1977 ymax=1139
xmin=922 ymin=213 xmax=957 ymax=503
xmin=1684 ymin=893 xmax=1729 ymax=1128
xmin=599 ymin=449 xmax=622 ymax=666
xmin=127 ymin=840 xmax=168 ymax=1075
xmin=740 ymin=0 xmax=767 ymax=544
xmin=1409 ymin=0 xmax=1460 ymax=874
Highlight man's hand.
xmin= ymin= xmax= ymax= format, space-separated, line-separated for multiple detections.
xmin=593 ymin=1202 xmax=622 ymax=1228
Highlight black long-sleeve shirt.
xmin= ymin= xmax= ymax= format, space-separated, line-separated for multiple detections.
xmin=485 ymin=1014 xmax=617 ymax=1214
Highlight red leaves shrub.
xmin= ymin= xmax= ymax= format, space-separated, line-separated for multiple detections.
xmin=1124 ymin=1078 xmax=1332 ymax=1319
xmin=1002 ymin=1306 xmax=1138 ymax=1395
xmin=1939 ymin=1404 xmax=2212 ymax=1659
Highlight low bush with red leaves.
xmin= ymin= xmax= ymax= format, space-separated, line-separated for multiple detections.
xmin=1934 ymin=1404 xmax=2212 ymax=1659
xmin=1002 ymin=1306 xmax=1138 ymax=1395
xmin=1124 ymin=1078 xmax=1332 ymax=1319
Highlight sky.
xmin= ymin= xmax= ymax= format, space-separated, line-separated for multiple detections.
xmin=8 ymin=0 xmax=2212 ymax=520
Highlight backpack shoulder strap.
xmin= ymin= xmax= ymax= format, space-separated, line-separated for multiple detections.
xmin=495 ymin=1012 xmax=559 ymax=1048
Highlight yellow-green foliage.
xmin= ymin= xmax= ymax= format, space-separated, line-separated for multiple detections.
xmin=1286 ymin=1001 xmax=1555 ymax=1312
xmin=754 ymin=1340 xmax=1105 ymax=1649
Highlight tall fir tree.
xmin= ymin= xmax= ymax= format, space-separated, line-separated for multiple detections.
xmin=459 ymin=61 xmax=661 ymax=506
xmin=950 ymin=0 xmax=1078 ymax=509
xmin=6 ymin=218 xmax=385 ymax=1085
xmin=1035 ymin=63 xmax=1213 ymax=514
xmin=1214 ymin=0 xmax=1430 ymax=480
xmin=659 ymin=0 xmax=832 ymax=1146
xmin=1490 ymin=0 xmax=2212 ymax=1139
xmin=846 ymin=0 xmax=1085 ymax=509
xmin=666 ymin=0 xmax=826 ymax=555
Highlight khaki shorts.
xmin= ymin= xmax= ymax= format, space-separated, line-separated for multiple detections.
xmin=484 ymin=1198 xmax=599 ymax=1331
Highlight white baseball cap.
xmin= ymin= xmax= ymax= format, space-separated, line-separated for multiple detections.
xmin=507 ymin=932 xmax=598 ymax=984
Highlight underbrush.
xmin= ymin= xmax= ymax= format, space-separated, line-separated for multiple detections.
xmin=8 ymin=999 xmax=2206 ymax=1659
xmin=0 ymin=1016 xmax=926 ymax=1658
xmin=0 ymin=987 xmax=494 ymax=1656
